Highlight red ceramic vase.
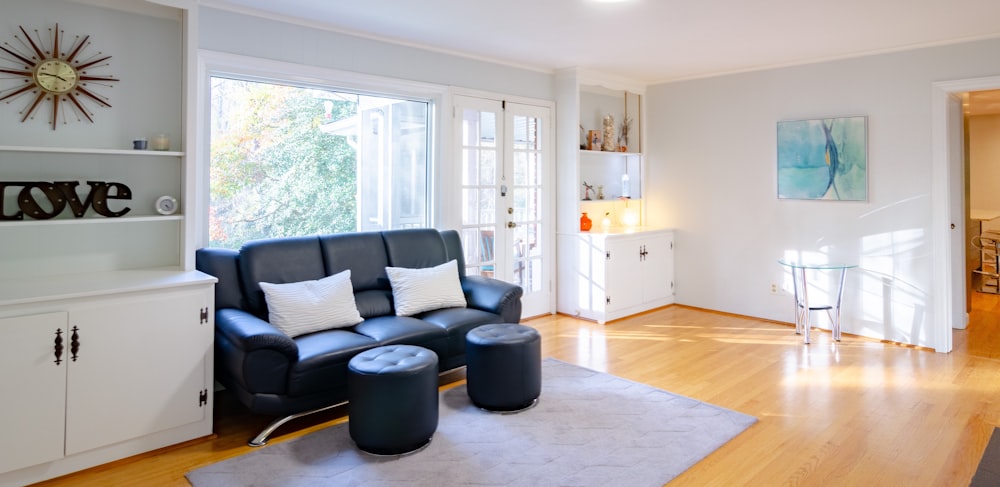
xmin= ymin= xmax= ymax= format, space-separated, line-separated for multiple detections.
xmin=580 ymin=212 xmax=592 ymax=232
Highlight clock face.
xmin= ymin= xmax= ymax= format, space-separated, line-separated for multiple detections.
xmin=155 ymin=196 xmax=178 ymax=215
xmin=0 ymin=23 xmax=118 ymax=130
xmin=35 ymin=59 xmax=78 ymax=94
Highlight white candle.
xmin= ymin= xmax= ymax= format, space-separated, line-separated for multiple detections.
xmin=150 ymin=134 xmax=170 ymax=151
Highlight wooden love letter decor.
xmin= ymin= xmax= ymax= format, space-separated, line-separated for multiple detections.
xmin=0 ymin=180 xmax=132 ymax=220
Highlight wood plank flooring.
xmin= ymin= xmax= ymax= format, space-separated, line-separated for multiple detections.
xmin=32 ymin=294 xmax=1000 ymax=486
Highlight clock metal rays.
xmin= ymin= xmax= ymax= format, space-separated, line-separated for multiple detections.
xmin=0 ymin=23 xmax=119 ymax=130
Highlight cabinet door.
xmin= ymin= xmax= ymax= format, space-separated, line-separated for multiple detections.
xmin=0 ymin=312 xmax=68 ymax=473
xmin=64 ymin=287 xmax=212 ymax=455
xmin=641 ymin=232 xmax=674 ymax=303
xmin=605 ymin=236 xmax=643 ymax=312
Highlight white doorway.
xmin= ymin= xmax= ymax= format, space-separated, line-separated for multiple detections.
xmin=932 ymin=75 xmax=1000 ymax=353
xmin=452 ymin=94 xmax=555 ymax=318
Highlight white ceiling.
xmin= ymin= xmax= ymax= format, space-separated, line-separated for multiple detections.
xmin=204 ymin=0 xmax=1000 ymax=84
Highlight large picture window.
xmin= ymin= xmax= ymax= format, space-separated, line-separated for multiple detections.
xmin=209 ymin=76 xmax=430 ymax=249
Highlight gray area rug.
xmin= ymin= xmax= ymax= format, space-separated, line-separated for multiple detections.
xmin=971 ymin=427 xmax=1000 ymax=487
xmin=187 ymin=359 xmax=757 ymax=487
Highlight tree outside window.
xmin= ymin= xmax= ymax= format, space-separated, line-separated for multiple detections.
xmin=209 ymin=77 xmax=429 ymax=249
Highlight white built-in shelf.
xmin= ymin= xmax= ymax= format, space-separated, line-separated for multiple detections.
xmin=0 ymin=214 xmax=183 ymax=227
xmin=580 ymin=149 xmax=642 ymax=157
xmin=0 ymin=145 xmax=183 ymax=157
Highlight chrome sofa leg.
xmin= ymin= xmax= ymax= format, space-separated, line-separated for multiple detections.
xmin=248 ymin=400 xmax=347 ymax=447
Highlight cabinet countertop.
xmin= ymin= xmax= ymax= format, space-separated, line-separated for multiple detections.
xmin=559 ymin=226 xmax=672 ymax=236
xmin=0 ymin=269 xmax=217 ymax=308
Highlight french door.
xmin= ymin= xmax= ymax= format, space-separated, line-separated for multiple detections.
xmin=453 ymin=95 xmax=553 ymax=318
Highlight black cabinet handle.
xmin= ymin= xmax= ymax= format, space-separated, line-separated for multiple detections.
xmin=54 ymin=328 xmax=63 ymax=365
xmin=70 ymin=326 xmax=80 ymax=361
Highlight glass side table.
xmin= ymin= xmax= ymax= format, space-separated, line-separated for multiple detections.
xmin=778 ymin=260 xmax=857 ymax=344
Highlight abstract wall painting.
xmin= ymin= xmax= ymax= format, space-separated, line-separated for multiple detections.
xmin=777 ymin=116 xmax=868 ymax=201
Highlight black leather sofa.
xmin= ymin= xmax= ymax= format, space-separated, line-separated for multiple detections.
xmin=196 ymin=228 xmax=523 ymax=445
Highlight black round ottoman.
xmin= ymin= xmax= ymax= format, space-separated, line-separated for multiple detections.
xmin=465 ymin=323 xmax=541 ymax=412
xmin=348 ymin=345 xmax=439 ymax=455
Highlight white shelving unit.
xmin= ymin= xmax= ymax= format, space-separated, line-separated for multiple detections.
xmin=554 ymin=68 xmax=674 ymax=323
xmin=0 ymin=1 xmax=215 ymax=485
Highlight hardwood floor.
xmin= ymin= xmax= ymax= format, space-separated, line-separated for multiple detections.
xmin=33 ymin=295 xmax=1000 ymax=486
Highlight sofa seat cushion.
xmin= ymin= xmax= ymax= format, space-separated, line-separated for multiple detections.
xmin=286 ymin=329 xmax=379 ymax=397
xmin=354 ymin=315 xmax=449 ymax=361
xmin=418 ymin=307 xmax=503 ymax=357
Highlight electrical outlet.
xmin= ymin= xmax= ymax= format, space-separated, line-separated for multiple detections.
xmin=770 ymin=283 xmax=778 ymax=295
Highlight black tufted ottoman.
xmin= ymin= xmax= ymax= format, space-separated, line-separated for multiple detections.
xmin=465 ymin=323 xmax=541 ymax=412
xmin=348 ymin=345 xmax=439 ymax=455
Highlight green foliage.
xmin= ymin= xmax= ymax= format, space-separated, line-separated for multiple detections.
xmin=209 ymin=79 xmax=358 ymax=249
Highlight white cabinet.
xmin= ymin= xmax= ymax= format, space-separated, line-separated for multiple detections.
xmin=557 ymin=229 xmax=674 ymax=324
xmin=0 ymin=312 xmax=68 ymax=475
xmin=0 ymin=3 xmax=209 ymax=484
xmin=0 ymin=271 xmax=215 ymax=487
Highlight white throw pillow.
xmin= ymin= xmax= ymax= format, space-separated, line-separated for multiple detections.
xmin=259 ymin=270 xmax=363 ymax=337
xmin=385 ymin=260 xmax=467 ymax=316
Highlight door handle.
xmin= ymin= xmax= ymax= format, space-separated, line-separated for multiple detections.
xmin=507 ymin=221 xmax=517 ymax=228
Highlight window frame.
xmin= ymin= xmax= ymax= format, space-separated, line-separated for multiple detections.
xmin=195 ymin=50 xmax=446 ymax=248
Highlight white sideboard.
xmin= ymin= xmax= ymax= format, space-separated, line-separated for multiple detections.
xmin=557 ymin=228 xmax=674 ymax=324
xmin=0 ymin=270 xmax=216 ymax=487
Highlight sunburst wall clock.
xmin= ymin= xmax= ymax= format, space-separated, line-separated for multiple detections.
xmin=0 ymin=23 xmax=119 ymax=130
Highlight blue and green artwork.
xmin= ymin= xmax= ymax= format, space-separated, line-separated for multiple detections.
xmin=777 ymin=116 xmax=867 ymax=201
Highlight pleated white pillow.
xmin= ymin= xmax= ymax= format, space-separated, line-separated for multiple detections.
xmin=385 ymin=260 xmax=467 ymax=316
xmin=259 ymin=270 xmax=363 ymax=337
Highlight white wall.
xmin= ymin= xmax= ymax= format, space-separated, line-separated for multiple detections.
xmin=197 ymin=7 xmax=554 ymax=102
xmin=0 ymin=0 xmax=182 ymax=148
xmin=645 ymin=38 xmax=1000 ymax=347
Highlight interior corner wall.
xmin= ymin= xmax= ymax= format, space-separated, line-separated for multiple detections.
xmin=644 ymin=38 xmax=1000 ymax=347
xmin=197 ymin=7 xmax=554 ymax=101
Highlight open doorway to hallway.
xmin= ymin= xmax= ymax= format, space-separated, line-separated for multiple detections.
xmin=963 ymin=88 xmax=1000 ymax=352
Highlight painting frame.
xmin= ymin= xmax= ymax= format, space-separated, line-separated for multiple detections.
xmin=776 ymin=115 xmax=868 ymax=201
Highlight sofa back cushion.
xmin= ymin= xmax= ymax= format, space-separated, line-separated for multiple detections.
xmin=238 ymin=236 xmax=326 ymax=318
xmin=319 ymin=231 xmax=393 ymax=318
xmin=439 ymin=230 xmax=467 ymax=274
xmin=195 ymin=248 xmax=245 ymax=311
xmin=382 ymin=228 xmax=450 ymax=269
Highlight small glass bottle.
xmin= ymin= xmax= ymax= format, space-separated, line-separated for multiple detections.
xmin=621 ymin=173 xmax=631 ymax=198
xmin=580 ymin=212 xmax=592 ymax=232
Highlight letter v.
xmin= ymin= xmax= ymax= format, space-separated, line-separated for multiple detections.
xmin=53 ymin=181 xmax=97 ymax=218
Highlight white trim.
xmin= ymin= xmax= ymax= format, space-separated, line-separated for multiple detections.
xmin=448 ymin=87 xmax=556 ymax=110
xmin=930 ymin=75 xmax=1000 ymax=353
xmin=661 ymin=34 xmax=1000 ymax=84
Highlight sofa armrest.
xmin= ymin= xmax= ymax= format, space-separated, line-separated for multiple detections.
xmin=216 ymin=308 xmax=298 ymax=357
xmin=462 ymin=276 xmax=524 ymax=323
xmin=215 ymin=308 xmax=299 ymax=394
